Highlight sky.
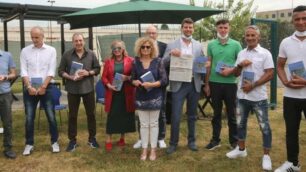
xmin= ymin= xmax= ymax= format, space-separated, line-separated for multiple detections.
xmin=0 ymin=0 xmax=305 ymax=12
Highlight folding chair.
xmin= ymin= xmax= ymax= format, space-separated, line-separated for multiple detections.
xmin=37 ymin=83 xmax=68 ymax=129
xmin=198 ymin=85 xmax=213 ymax=119
xmin=95 ymin=80 xmax=105 ymax=119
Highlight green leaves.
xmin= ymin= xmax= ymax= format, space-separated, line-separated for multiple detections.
xmin=193 ymin=0 xmax=255 ymax=44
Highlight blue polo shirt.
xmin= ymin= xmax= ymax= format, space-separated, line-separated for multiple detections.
xmin=0 ymin=50 xmax=16 ymax=94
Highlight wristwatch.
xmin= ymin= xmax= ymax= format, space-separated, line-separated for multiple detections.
xmin=237 ymin=64 xmax=243 ymax=69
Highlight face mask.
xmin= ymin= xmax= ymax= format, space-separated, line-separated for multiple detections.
xmin=217 ymin=32 xmax=229 ymax=40
xmin=182 ymin=34 xmax=192 ymax=41
xmin=294 ymin=30 xmax=306 ymax=37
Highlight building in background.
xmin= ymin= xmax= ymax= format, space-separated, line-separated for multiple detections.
xmin=256 ymin=8 xmax=293 ymax=22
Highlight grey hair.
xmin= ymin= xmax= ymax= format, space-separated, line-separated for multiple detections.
xmin=246 ymin=25 xmax=260 ymax=35
xmin=72 ymin=33 xmax=84 ymax=41
xmin=31 ymin=26 xmax=44 ymax=37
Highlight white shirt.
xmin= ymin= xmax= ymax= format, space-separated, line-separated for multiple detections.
xmin=279 ymin=34 xmax=306 ymax=98
xmin=236 ymin=45 xmax=274 ymax=101
xmin=180 ymin=38 xmax=193 ymax=55
xmin=20 ymin=43 xmax=57 ymax=82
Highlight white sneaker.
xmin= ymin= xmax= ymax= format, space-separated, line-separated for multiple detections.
xmin=274 ymin=161 xmax=301 ymax=172
xmin=226 ymin=146 xmax=247 ymax=159
xmin=52 ymin=142 xmax=60 ymax=153
xmin=23 ymin=145 xmax=34 ymax=156
xmin=158 ymin=140 xmax=167 ymax=148
xmin=262 ymin=155 xmax=272 ymax=171
xmin=133 ymin=140 xmax=142 ymax=149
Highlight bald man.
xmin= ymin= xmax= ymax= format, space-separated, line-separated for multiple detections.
xmin=145 ymin=25 xmax=167 ymax=57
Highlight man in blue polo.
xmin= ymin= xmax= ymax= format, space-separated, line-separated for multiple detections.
xmin=0 ymin=49 xmax=17 ymax=159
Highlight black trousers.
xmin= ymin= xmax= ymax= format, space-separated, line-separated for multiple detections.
xmin=209 ymin=82 xmax=238 ymax=145
xmin=283 ymin=96 xmax=306 ymax=165
xmin=67 ymin=91 xmax=96 ymax=142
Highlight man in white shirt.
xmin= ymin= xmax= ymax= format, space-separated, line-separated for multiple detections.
xmin=163 ymin=18 xmax=204 ymax=154
xmin=275 ymin=5 xmax=306 ymax=172
xmin=223 ymin=25 xmax=274 ymax=171
xmin=20 ymin=26 xmax=59 ymax=155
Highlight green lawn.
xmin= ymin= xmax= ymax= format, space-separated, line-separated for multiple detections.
xmin=0 ymin=88 xmax=305 ymax=172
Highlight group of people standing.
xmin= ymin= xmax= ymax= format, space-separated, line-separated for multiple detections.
xmin=0 ymin=5 xmax=305 ymax=172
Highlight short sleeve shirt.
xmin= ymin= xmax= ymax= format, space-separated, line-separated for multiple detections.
xmin=278 ymin=34 xmax=306 ymax=98
xmin=236 ymin=45 xmax=274 ymax=101
xmin=0 ymin=50 xmax=16 ymax=94
xmin=207 ymin=38 xmax=242 ymax=84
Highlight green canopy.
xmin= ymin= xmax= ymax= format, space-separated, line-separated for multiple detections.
xmin=62 ymin=0 xmax=223 ymax=31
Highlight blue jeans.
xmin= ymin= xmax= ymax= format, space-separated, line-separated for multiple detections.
xmin=0 ymin=92 xmax=13 ymax=150
xmin=23 ymin=85 xmax=58 ymax=145
xmin=237 ymin=99 xmax=272 ymax=148
xmin=169 ymin=82 xmax=200 ymax=146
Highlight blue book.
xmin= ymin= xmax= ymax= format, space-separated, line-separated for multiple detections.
xmin=30 ymin=77 xmax=43 ymax=89
xmin=241 ymin=71 xmax=255 ymax=88
xmin=69 ymin=61 xmax=83 ymax=76
xmin=215 ymin=61 xmax=234 ymax=74
xmin=112 ymin=73 xmax=124 ymax=91
xmin=140 ymin=71 xmax=155 ymax=91
xmin=193 ymin=56 xmax=208 ymax=74
xmin=288 ymin=61 xmax=306 ymax=79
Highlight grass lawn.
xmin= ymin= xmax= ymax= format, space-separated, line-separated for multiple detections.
xmin=0 ymin=88 xmax=305 ymax=172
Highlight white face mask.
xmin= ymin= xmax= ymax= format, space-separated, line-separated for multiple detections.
xmin=294 ymin=30 xmax=306 ymax=37
xmin=182 ymin=34 xmax=192 ymax=41
xmin=217 ymin=32 xmax=229 ymax=40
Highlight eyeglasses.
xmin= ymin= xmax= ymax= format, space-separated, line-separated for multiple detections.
xmin=141 ymin=45 xmax=151 ymax=49
xmin=112 ymin=47 xmax=122 ymax=51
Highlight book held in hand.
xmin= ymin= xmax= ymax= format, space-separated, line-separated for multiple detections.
xmin=241 ymin=71 xmax=255 ymax=88
xmin=112 ymin=73 xmax=124 ymax=91
xmin=215 ymin=61 xmax=234 ymax=74
xmin=140 ymin=71 xmax=155 ymax=91
xmin=193 ymin=56 xmax=208 ymax=74
xmin=70 ymin=61 xmax=83 ymax=79
xmin=288 ymin=61 xmax=306 ymax=79
xmin=30 ymin=77 xmax=43 ymax=89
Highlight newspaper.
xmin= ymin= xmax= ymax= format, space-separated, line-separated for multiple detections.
xmin=169 ymin=54 xmax=193 ymax=82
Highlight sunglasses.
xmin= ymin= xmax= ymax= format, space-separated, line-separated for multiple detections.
xmin=112 ymin=47 xmax=122 ymax=51
xmin=141 ymin=45 xmax=151 ymax=49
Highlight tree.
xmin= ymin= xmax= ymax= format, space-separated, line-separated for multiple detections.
xmin=277 ymin=20 xmax=294 ymax=44
xmin=160 ymin=24 xmax=169 ymax=30
xmin=193 ymin=0 xmax=255 ymax=43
